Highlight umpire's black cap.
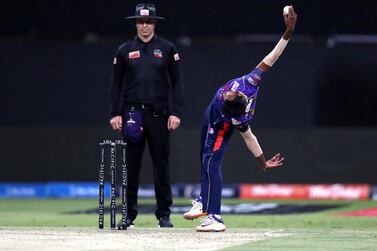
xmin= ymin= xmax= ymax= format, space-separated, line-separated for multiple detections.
xmin=126 ymin=3 xmax=165 ymax=20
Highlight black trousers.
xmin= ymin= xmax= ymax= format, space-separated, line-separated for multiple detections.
xmin=124 ymin=108 xmax=172 ymax=221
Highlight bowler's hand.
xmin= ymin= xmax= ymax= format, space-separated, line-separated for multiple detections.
xmin=110 ymin=116 xmax=122 ymax=131
xmin=265 ymin=153 xmax=284 ymax=169
xmin=282 ymin=6 xmax=297 ymax=40
xmin=283 ymin=6 xmax=297 ymax=33
xmin=167 ymin=115 xmax=181 ymax=130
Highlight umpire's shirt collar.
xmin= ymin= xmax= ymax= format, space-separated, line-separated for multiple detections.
xmin=135 ymin=35 xmax=157 ymax=44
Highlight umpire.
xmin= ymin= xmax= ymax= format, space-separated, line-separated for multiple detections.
xmin=109 ymin=3 xmax=183 ymax=228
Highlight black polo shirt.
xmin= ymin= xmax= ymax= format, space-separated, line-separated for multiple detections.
xmin=109 ymin=35 xmax=183 ymax=118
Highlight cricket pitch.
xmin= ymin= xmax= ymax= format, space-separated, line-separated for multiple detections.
xmin=0 ymin=227 xmax=288 ymax=251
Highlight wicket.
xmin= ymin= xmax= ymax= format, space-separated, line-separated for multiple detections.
xmin=98 ymin=140 xmax=127 ymax=230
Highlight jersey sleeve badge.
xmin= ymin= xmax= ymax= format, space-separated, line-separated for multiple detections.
xmin=231 ymin=81 xmax=240 ymax=91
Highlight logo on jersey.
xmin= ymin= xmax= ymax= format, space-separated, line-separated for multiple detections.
xmin=174 ymin=53 xmax=180 ymax=61
xmin=253 ymin=73 xmax=261 ymax=81
xmin=231 ymin=118 xmax=242 ymax=125
xmin=248 ymin=74 xmax=262 ymax=85
xmin=127 ymin=118 xmax=136 ymax=124
xmin=245 ymin=98 xmax=253 ymax=113
xmin=113 ymin=57 xmax=117 ymax=64
xmin=153 ymin=49 xmax=163 ymax=58
xmin=247 ymin=77 xmax=258 ymax=86
xmin=231 ymin=81 xmax=240 ymax=91
xmin=129 ymin=50 xmax=140 ymax=59
xmin=208 ymin=127 xmax=214 ymax=134
xmin=247 ymin=74 xmax=262 ymax=86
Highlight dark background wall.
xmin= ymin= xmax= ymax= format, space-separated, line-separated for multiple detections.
xmin=1 ymin=127 xmax=377 ymax=183
xmin=1 ymin=0 xmax=377 ymax=183
xmin=3 ymin=0 xmax=377 ymax=39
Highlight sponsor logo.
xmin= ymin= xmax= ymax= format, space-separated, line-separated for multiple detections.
xmin=245 ymin=98 xmax=253 ymax=113
xmin=153 ymin=49 xmax=163 ymax=58
xmin=140 ymin=9 xmax=150 ymax=16
xmin=372 ymin=186 xmax=377 ymax=201
xmin=99 ymin=167 xmax=105 ymax=185
xmin=128 ymin=50 xmax=140 ymax=59
xmin=247 ymin=76 xmax=259 ymax=86
xmin=231 ymin=118 xmax=241 ymax=125
xmin=231 ymin=81 xmax=239 ymax=91
xmin=174 ymin=53 xmax=180 ymax=61
xmin=240 ymin=184 xmax=370 ymax=200
xmin=251 ymin=74 xmax=261 ymax=85
xmin=70 ymin=186 xmax=98 ymax=197
xmin=127 ymin=118 xmax=136 ymax=124
xmin=309 ymin=185 xmax=369 ymax=200
xmin=208 ymin=127 xmax=214 ymax=134
xmin=138 ymin=187 xmax=155 ymax=197
xmin=6 ymin=187 xmax=36 ymax=196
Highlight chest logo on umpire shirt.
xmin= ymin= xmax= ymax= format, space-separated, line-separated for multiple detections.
xmin=129 ymin=50 xmax=140 ymax=59
xmin=153 ymin=49 xmax=163 ymax=58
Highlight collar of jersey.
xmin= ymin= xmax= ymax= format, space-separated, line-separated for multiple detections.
xmin=134 ymin=35 xmax=157 ymax=44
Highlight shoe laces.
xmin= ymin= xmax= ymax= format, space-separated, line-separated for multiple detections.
xmin=159 ymin=216 xmax=170 ymax=223
xmin=200 ymin=214 xmax=223 ymax=225
xmin=190 ymin=199 xmax=202 ymax=210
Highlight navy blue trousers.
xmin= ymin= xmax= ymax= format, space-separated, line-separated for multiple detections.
xmin=200 ymin=108 xmax=234 ymax=215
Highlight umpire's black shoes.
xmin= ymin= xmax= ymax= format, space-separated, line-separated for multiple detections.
xmin=117 ymin=219 xmax=135 ymax=230
xmin=158 ymin=216 xmax=174 ymax=227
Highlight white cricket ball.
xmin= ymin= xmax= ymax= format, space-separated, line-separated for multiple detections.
xmin=283 ymin=6 xmax=290 ymax=16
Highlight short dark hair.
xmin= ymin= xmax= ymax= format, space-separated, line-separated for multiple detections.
xmin=222 ymin=93 xmax=247 ymax=117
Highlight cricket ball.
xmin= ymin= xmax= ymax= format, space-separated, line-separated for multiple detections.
xmin=283 ymin=6 xmax=290 ymax=16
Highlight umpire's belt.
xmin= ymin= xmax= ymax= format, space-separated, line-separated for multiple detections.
xmin=124 ymin=103 xmax=153 ymax=111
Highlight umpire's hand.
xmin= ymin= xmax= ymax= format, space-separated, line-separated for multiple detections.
xmin=168 ymin=115 xmax=181 ymax=130
xmin=110 ymin=116 xmax=122 ymax=131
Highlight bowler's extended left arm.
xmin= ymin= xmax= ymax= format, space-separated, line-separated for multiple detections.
xmin=240 ymin=128 xmax=284 ymax=170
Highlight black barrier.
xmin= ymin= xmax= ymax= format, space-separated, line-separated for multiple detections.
xmin=0 ymin=128 xmax=377 ymax=184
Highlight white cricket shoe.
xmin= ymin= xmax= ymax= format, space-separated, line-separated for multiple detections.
xmin=196 ymin=214 xmax=226 ymax=232
xmin=183 ymin=197 xmax=208 ymax=220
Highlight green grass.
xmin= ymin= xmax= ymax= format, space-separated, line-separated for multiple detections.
xmin=221 ymin=229 xmax=377 ymax=251
xmin=0 ymin=198 xmax=376 ymax=228
xmin=1 ymin=198 xmax=376 ymax=250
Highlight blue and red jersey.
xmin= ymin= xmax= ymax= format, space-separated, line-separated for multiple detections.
xmin=199 ymin=68 xmax=265 ymax=213
xmin=206 ymin=68 xmax=264 ymax=132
